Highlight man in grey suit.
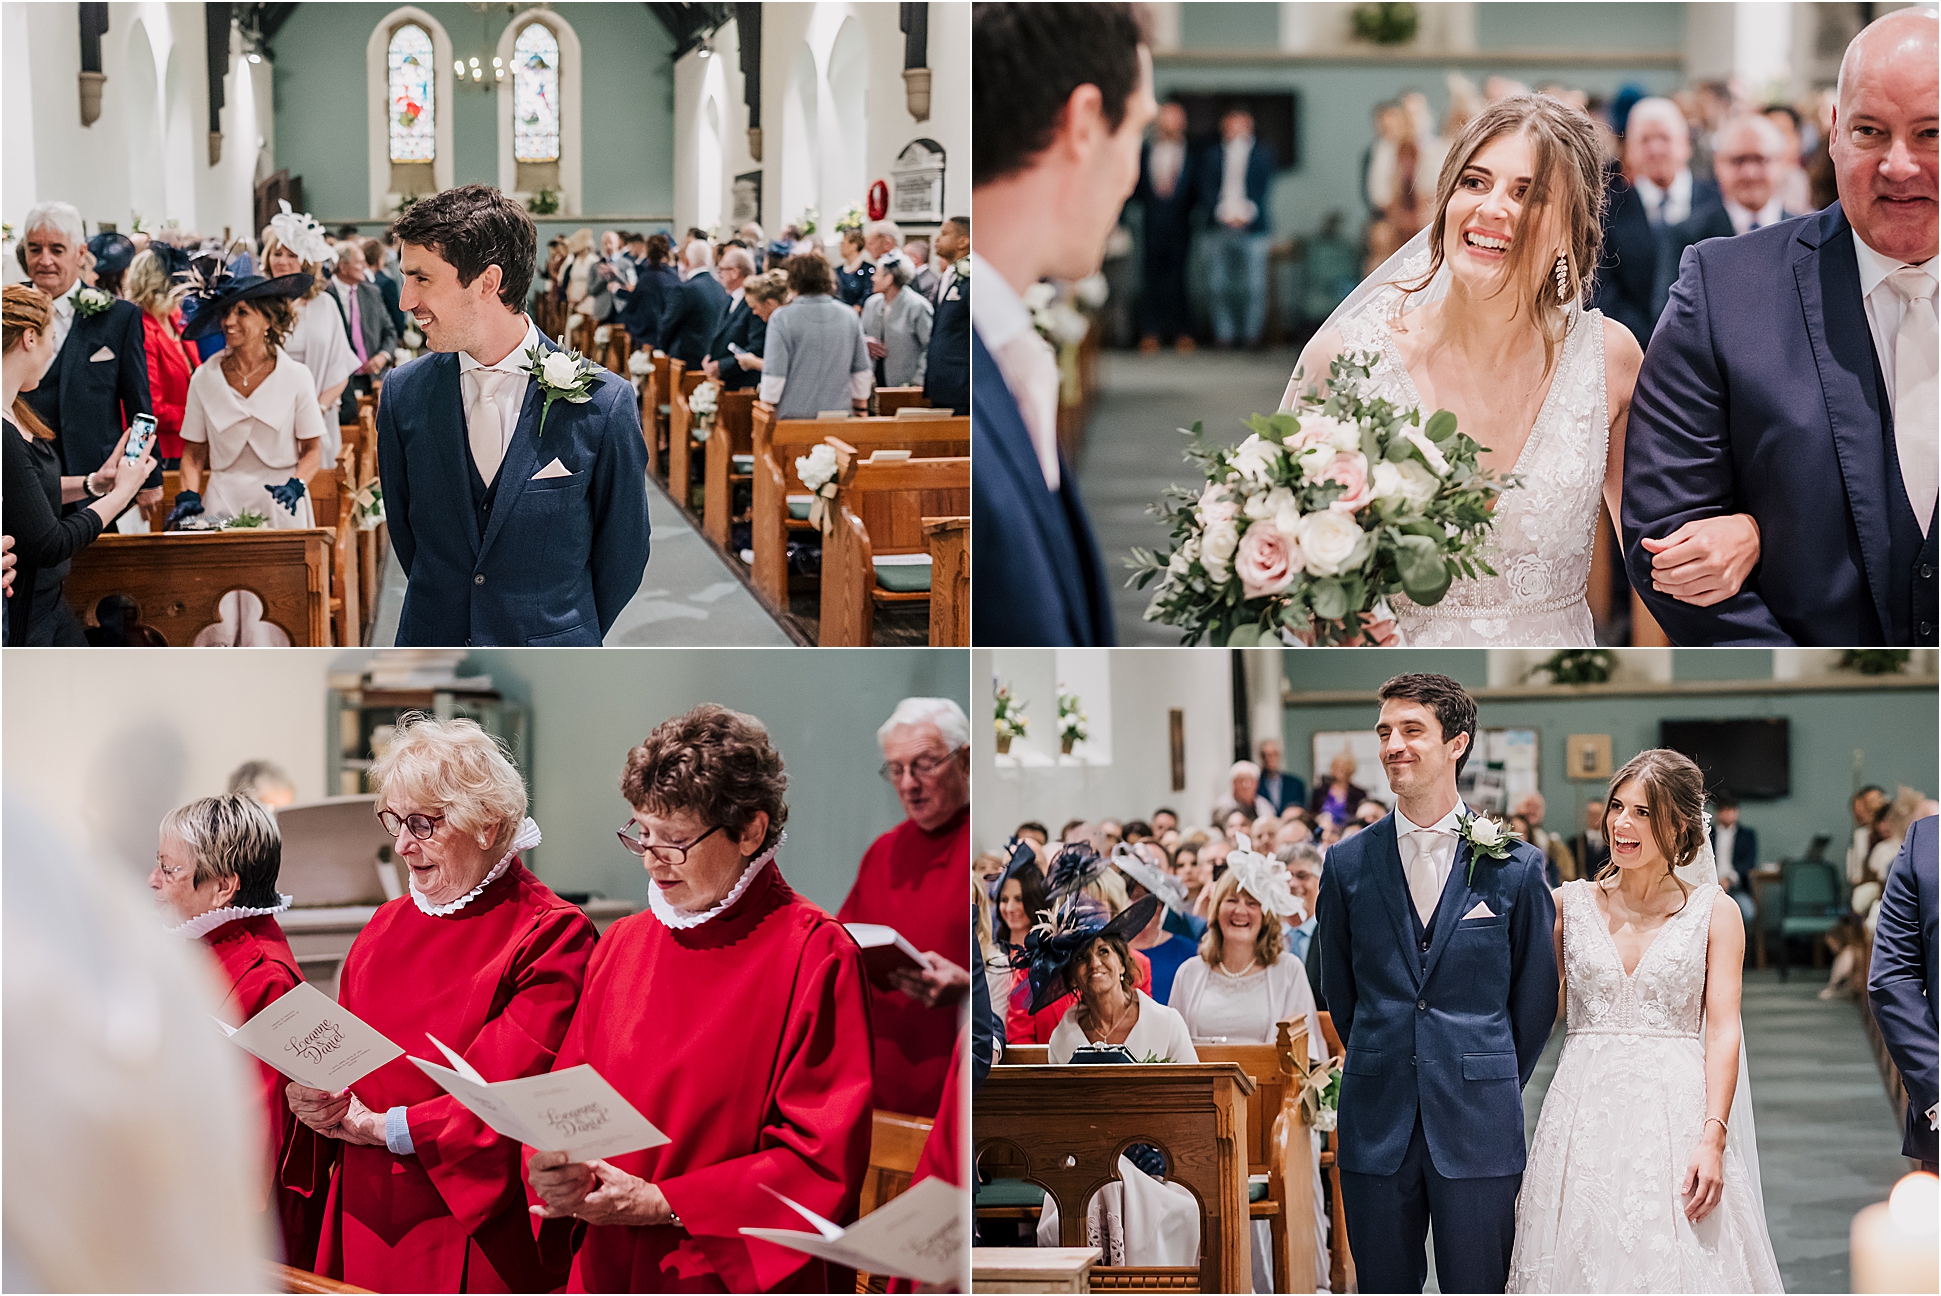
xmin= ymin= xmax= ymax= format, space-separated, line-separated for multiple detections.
xmin=329 ymin=240 xmax=400 ymax=425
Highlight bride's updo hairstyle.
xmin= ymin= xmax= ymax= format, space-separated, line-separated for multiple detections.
xmin=1599 ymin=749 xmax=1707 ymax=882
xmin=1398 ymin=94 xmax=1608 ymax=375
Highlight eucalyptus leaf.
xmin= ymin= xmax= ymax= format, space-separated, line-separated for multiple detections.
xmin=1225 ymin=622 xmax=1263 ymax=648
xmin=1310 ymin=578 xmax=1348 ymax=621
xmin=1424 ymin=409 xmax=1458 ymax=442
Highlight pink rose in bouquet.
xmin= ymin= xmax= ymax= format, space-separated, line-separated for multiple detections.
xmin=1320 ymin=451 xmax=1373 ymax=513
xmin=1236 ymin=524 xmax=1303 ymax=598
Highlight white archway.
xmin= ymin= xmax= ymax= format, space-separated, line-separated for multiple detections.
xmin=780 ymin=42 xmax=820 ymax=232
xmin=495 ymin=8 xmax=582 ymax=214
xmin=825 ymin=18 xmax=868 ymax=222
xmin=698 ymin=95 xmax=722 ymax=232
xmin=124 ymin=20 xmax=166 ymax=230
xmin=366 ymin=6 xmax=455 ymax=217
xmin=162 ymin=46 xmax=196 ymax=227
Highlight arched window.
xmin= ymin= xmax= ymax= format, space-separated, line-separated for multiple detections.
xmin=387 ymin=22 xmax=435 ymax=163
xmin=512 ymin=22 xmax=559 ymax=163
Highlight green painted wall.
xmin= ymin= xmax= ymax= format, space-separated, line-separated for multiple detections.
xmin=1285 ymin=648 xmax=1489 ymax=693
xmin=465 ymin=648 xmax=970 ymax=914
xmin=270 ymin=3 xmax=676 ymax=221
xmin=1475 ymin=2 xmax=1686 ymax=51
xmin=1180 ymin=3 xmax=1283 ymax=50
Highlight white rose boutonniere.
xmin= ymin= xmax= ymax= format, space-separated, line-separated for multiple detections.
xmin=74 ymin=286 xmax=114 ymax=319
xmin=794 ymin=442 xmax=840 ymax=528
xmin=1457 ymin=811 xmax=1517 ymax=884
xmin=524 ymin=345 xmax=600 ymax=440
xmin=954 ymin=257 xmax=971 ymax=279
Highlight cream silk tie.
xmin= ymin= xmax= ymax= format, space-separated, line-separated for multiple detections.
xmin=996 ymin=330 xmax=1061 ymax=492
xmin=1405 ymin=829 xmax=1444 ymax=927
xmin=469 ymin=368 xmax=512 ymax=486
xmin=1887 ymin=266 xmax=1938 ymax=535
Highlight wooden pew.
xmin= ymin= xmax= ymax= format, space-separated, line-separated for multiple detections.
xmin=817 ymin=440 xmax=970 ymax=647
xmin=873 ymin=385 xmax=929 ymax=416
xmin=353 ymin=403 xmax=385 ymax=643
xmin=854 ymin=1108 xmax=934 ymax=1294
xmin=1315 ymin=1012 xmax=1355 ymax=1296
xmin=309 ymin=460 xmax=361 ymax=647
xmin=641 ymin=351 xmax=674 ymax=481
xmin=664 ymin=363 xmax=708 ymax=516
xmin=65 ymin=529 xmax=333 ymax=646
xmin=749 ymin=405 xmax=970 ymax=615
xmin=702 ymin=388 xmax=758 ymax=548
xmin=976 ymin=1063 xmax=1255 ymax=1294
xmin=144 ymin=468 xmax=185 ymax=532
xmin=923 ymin=517 xmax=969 ymax=647
xmin=276 ymin=1263 xmax=372 ymax=1294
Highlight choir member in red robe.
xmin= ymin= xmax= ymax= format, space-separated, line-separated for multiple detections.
xmin=284 ymin=716 xmax=597 ymax=1293
xmin=835 ymin=698 xmax=972 ymax=1118
xmin=151 ymin=793 xmax=324 ymax=1269
xmin=528 ymin=705 xmax=875 ymax=1293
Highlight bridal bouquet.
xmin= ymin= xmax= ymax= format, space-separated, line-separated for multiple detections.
xmin=1129 ymin=351 xmax=1514 ymax=646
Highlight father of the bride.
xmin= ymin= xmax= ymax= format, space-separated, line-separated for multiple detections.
xmin=1317 ymin=673 xmax=1557 ymax=1294
xmin=1623 ymin=10 xmax=1937 ymax=646
xmin=378 ymin=184 xmax=650 ymax=646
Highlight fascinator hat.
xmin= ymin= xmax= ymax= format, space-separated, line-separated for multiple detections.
xmin=268 ymin=199 xmax=334 ymax=266
xmin=1013 ymin=890 xmax=1162 ymax=1016
xmin=86 ymin=232 xmax=137 ymax=279
xmin=1045 ymin=841 xmax=1110 ymax=900
xmin=1223 ymin=847 xmax=1305 ymax=921
xmin=1110 ymin=843 xmax=1189 ymax=916
xmin=180 ymin=255 xmax=314 ymax=340
xmin=988 ymin=836 xmax=1040 ymax=897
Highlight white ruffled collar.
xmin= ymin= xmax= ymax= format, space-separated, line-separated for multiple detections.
xmin=410 ymin=818 xmax=540 ymax=917
xmin=647 ymin=832 xmax=785 ymax=930
xmin=166 ymin=894 xmax=293 ymax=940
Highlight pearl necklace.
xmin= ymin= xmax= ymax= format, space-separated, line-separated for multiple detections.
xmin=1214 ymin=957 xmax=1260 ymax=981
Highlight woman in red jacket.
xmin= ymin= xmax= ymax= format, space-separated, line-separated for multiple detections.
xmin=125 ymin=248 xmax=201 ymax=465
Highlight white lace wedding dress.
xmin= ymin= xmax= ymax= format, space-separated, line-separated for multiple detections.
xmin=1333 ymin=302 xmax=1608 ymax=646
xmin=1507 ymin=880 xmax=1782 ymax=1293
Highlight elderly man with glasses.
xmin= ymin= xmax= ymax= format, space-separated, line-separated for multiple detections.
xmin=835 ymin=697 xmax=972 ymax=1120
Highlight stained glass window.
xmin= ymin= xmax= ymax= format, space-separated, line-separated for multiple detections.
xmin=387 ymin=23 xmax=435 ymax=163
xmin=513 ymin=22 xmax=560 ymax=164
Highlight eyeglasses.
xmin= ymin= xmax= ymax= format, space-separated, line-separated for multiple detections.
xmin=617 ymin=819 xmax=723 ymax=864
xmin=1718 ymin=153 xmax=1772 ymax=168
xmin=378 ymin=808 xmax=447 ymax=840
xmin=154 ymin=858 xmax=190 ymax=881
xmin=879 ymin=753 xmax=953 ymax=783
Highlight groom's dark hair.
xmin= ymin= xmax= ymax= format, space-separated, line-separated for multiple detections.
xmin=390 ymin=184 xmax=535 ymax=312
xmin=1377 ymin=674 xmax=1478 ymax=777
xmin=973 ymin=3 xmax=1149 ymax=187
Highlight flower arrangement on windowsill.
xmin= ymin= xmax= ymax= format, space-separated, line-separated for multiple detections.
xmin=1351 ymin=2 xmax=1419 ymax=45
xmin=796 ymin=207 xmax=819 ymax=237
xmin=1839 ymin=650 xmax=1911 ymax=676
xmin=1533 ymin=649 xmax=1617 ymax=686
xmin=833 ymin=202 xmax=865 ymax=236
xmin=527 ymin=188 xmax=561 ymax=215
xmin=1057 ymin=685 xmax=1089 ymax=756
xmin=393 ymin=193 xmax=422 ymax=215
xmin=993 ymin=683 xmax=1029 ymax=755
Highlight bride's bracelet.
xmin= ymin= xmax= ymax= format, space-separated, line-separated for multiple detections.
xmin=1704 ymin=1116 xmax=1729 ymax=1137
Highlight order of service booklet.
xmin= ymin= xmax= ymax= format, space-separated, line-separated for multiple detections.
xmin=740 ymin=1176 xmax=964 ymax=1286
xmin=217 ymin=980 xmax=404 ymax=1091
xmin=408 ymin=1035 xmax=671 ymax=1163
xmin=842 ymin=923 xmax=933 ymax=988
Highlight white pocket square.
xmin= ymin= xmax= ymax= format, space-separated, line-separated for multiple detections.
xmin=89 ymin=346 xmax=115 ymax=362
xmin=1462 ymin=901 xmax=1497 ymax=920
xmin=531 ymin=457 xmax=572 ymax=480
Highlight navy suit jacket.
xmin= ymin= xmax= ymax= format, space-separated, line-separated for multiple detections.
xmin=1317 ymin=814 xmax=1559 ymax=1179
xmin=616 ymin=263 xmax=679 ymax=349
xmin=659 ymin=270 xmax=730 ymax=367
xmin=1196 ymin=140 xmax=1275 ymax=235
xmin=1259 ymin=769 xmax=1307 ymax=816
xmin=702 ymin=297 xmax=765 ymax=392
xmin=376 ymin=337 xmax=651 ymax=646
xmin=971 ymin=330 xmax=1115 ymax=645
xmin=1135 ymin=139 xmax=1200 ymax=247
xmin=1869 ymin=816 xmax=1938 ymax=1162
xmin=923 ymin=268 xmax=969 ymax=414
xmin=22 ymin=297 xmax=156 ymax=485
xmin=1594 ymin=171 xmax=1721 ymax=346
xmin=1711 ymin=823 xmax=1758 ymax=881
xmin=1623 ymin=203 xmax=1938 ymax=645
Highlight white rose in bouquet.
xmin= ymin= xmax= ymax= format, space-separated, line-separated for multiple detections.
xmin=1244 ymin=485 xmax=1294 ymax=522
xmin=1199 ymin=481 xmax=1240 ymax=524
xmin=1290 ymin=413 xmax=1358 ymax=453
xmin=1231 ymin=433 xmax=1279 ymax=485
xmin=1402 ymin=426 xmax=1452 ymax=477
xmin=1201 ymin=517 xmax=1240 ymax=581
xmin=542 ymin=351 xmax=582 ymax=388
xmin=1296 ymin=441 xmax=1336 ymax=484
xmin=1297 ymin=509 xmax=1364 ymax=577
xmin=1393 ymin=459 xmax=1439 ymax=507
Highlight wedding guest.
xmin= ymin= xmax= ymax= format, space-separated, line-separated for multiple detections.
xmin=562 ymin=227 xmax=611 ymax=326
xmin=1710 ymin=792 xmax=1759 ymax=924
xmin=699 ymin=246 xmax=763 ymax=391
xmin=658 ymin=238 xmax=728 ymax=369
xmin=1212 ymin=759 xmax=1276 ymax=824
xmin=175 ymin=271 xmax=325 ymax=530
xmin=1679 ymin=115 xmax=1798 ymax=247
xmin=526 ymin=706 xmax=872 ymax=1291
xmin=836 ymin=698 xmax=972 ymax=1118
xmin=1310 ymin=752 xmax=1369 ymax=823
xmin=1257 ymin=737 xmax=1306 ymax=814
xmin=1761 ymin=103 xmax=1813 ymax=215
xmin=923 ymin=215 xmax=971 ymax=414
xmin=758 ymin=253 xmax=872 ymax=417
xmin=904 ymin=236 xmax=941 ymax=300
xmin=325 ymin=241 xmax=397 ymax=426
xmin=1133 ymin=98 xmax=1198 ymax=353
xmin=2 ymin=285 xmax=156 ymax=644
xmin=1197 ymin=107 xmax=1275 ymax=349
xmin=1031 ymin=895 xmax=1188 ymax=1063
xmin=1151 ymin=808 xmax=1179 ymax=838
xmin=863 ymin=219 xmax=904 ymax=266
xmin=149 ymin=794 xmax=324 ymax=1268
xmin=1850 ymin=785 xmax=1890 ymax=894
xmin=16 ymin=202 xmax=159 ymax=502
xmin=1573 ymin=799 xmax=1611 ymax=881
xmin=1864 ymin=789 xmax=1927 ymax=918
xmin=124 ymin=249 xmax=202 ymax=467
xmin=86 ymin=232 xmax=137 ymax=298
xmin=1283 ymin=843 xmax=1324 ymax=963
xmin=262 ymin=213 xmax=360 ymax=467
xmin=284 ymin=716 xmax=596 ymax=1292
xmin=361 ymin=238 xmax=408 ymax=338
xmin=227 ymin=758 xmax=297 ymax=807
xmin=1172 ymin=841 xmax=1212 ymax=915
xmin=1867 ymin=814 xmax=1937 ymax=1172
xmin=1115 ymin=843 xmax=1198 ymax=1003
xmin=616 ymin=232 xmax=679 ymax=351
xmin=1596 ymin=96 xmax=1720 ymax=346
xmin=723 ymin=271 xmax=788 ymax=385
xmin=862 ymin=256 xmax=934 ymax=388
xmin=836 ymin=228 xmax=875 ymax=309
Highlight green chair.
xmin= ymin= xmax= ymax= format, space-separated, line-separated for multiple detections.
xmin=1776 ymin=859 xmax=1843 ymax=980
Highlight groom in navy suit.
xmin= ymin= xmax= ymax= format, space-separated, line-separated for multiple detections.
xmin=1869 ymin=815 xmax=1937 ymax=1172
xmin=380 ymin=185 xmax=650 ymax=646
xmin=1318 ymin=673 xmax=1558 ymax=1293
xmin=970 ymin=2 xmax=1156 ymax=645
xmin=1623 ymin=12 xmax=1937 ymax=646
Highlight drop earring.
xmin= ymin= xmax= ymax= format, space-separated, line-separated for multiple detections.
xmin=1553 ymin=252 xmax=1570 ymax=304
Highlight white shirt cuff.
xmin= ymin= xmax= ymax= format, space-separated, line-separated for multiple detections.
xmin=385 ymin=1105 xmax=416 ymax=1155
xmin=848 ymin=370 xmax=873 ymax=402
xmin=1927 ymin=1101 xmax=1937 ymax=1131
xmin=758 ymin=374 xmax=785 ymax=404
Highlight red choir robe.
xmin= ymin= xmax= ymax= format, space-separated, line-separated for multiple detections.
xmin=885 ymin=1028 xmax=964 ymax=1295
xmin=536 ymin=859 xmax=874 ymax=1293
xmin=284 ymin=861 xmax=597 ymax=1293
xmin=835 ymin=805 xmax=970 ymax=1116
xmin=204 ymin=912 xmax=328 ymax=1270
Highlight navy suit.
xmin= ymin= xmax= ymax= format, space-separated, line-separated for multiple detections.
xmin=924 ymin=267 xmax=969 ymax=414
xmin=1318 ymin=813 xmax=1559 ymax=1293
xmin=376 ymin=336 xmax=651 ymax=646
xmin=702 ymin=297 xmax=765 ymax=392
xmin=1259 ymin=768 xmax=1307 ymax=816
xmin=1133 ymin=139 xmax=1199 ymax=342
xmin=971 ymin=331 xmax=1115 ymax=645
xmin=1711 ymin=823 xmax=1758 ymax=880
xmin=658 ymin=270 xmax=730 ymax=368
xmin=21 ymin=296 xmax=156 ymax=486
xmin=1194 ymin=139 xmax=1275 ymax=236
xmin=1869 ymin=816 xmax=1938 ymax=1166
xmin=1594 ymin=170 xmax=1721 ymax=346
xmin=616 ymin=263 xmax=679 ymax=350
xmin=1623 ymin=203 xmax=1938 ymax=645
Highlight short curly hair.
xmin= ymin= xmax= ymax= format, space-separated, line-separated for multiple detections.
xmin=369 ymin=714 xmax=528 ymax=854
xmin=620 ymin=705 xmax=789 ymax=853
xmin=784 ymin=251 xmax=836 ymax=298
xmin=227 ymin=295 xmax=297 ymax=351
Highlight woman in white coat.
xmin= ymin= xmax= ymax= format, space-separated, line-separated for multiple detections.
xmin=260 ymin=203 xmax=359 ymax=467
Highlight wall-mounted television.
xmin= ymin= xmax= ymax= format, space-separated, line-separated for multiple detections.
xmin=1658 ymin=718 xmax=1791 ymax=800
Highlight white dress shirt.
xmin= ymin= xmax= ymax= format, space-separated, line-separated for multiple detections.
xmin=1634 ymin=169 xmax=1694 ymax=228
xmin=49 ymin=280 xmax=81 ymax=356
xmin=969 ymin=250 xmax=1060 ymax=491
xmin=1714 ymin=822 xmax=1738 ymax=885
xmin=1851 ymin=236 xmax=1941 ymax=409
xmin=1395 ymin=800 xmax=1467 ymax=926
xmin=1724 ymin=198 xmax=1785 ymax=235
xmin=1217 ymin=135 xmax=1259 ymax=227
xmin=457 ymin=316 xmax=542 ymax=473
xmin=1149 ymin=138 xmax=1186 ymax=199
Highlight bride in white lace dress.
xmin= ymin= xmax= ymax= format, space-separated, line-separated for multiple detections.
xmin=1288 ymin=96 xmax=1761 ymax=647
xmin=1509 ymin=749 xmax=1782 ymax=1293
